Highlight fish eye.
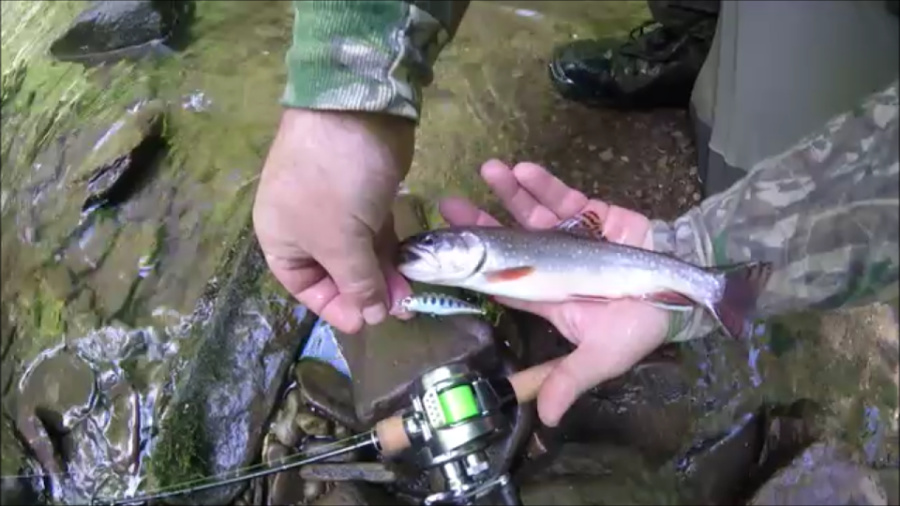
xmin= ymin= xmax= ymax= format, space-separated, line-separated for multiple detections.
xmin=420 ymin=234 xmax=435 ymax=246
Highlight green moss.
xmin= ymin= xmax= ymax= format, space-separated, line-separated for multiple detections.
xmin=149 ymin=399 xmax=210 ymax=490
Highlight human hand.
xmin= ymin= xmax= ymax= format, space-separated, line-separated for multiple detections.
xmin=438 ymin=160 xmax=671 ymax=427
xmin=253 ymin=109 xmax=415 ymax=334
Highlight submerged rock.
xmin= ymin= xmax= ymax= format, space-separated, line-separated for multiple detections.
xmin=49 ymin=1 xmax=194 ymax=65
xmin=295 ymin=358 xmax=360 ymax=433
xmin=150 ymin=223 xmax=316 ymax=505
xmin=77 ymin=100 xmax=167 ymax=212
xmin=311 ymin=482 xmax=395 ymax=506
xmin=750 ymin=441 xmax=889 ymax=506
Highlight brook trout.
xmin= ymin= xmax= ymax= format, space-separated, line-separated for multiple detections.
xmin=396 ymin=211 xmax=772 ymax=339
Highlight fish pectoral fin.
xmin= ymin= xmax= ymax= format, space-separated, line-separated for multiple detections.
xmin=483 ymin=266 xmax=536 ymax=282
xmin=641 ymin=291 xmax=696 ymax=309
xmin=555 ymin=210 xmax=606 ymax=241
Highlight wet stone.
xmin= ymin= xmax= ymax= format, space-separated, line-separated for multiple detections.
xmin=270 ymin=388 xmax=303 ymax=448
xmin=49 ymin=0 xmax=194 ymax=65
xmin=297 ymin=404 xmax=332 ymax=438
xmin=296 ymin=358 xmax=362 ymax=433
xmin=676 ymin=411 xmax=765 ymax=505
xmin=263 ymin=436 xmax=305 ymax=506
xmin=300 ymin=463 xmax=397 ymax=483
xmin=76 ymin=100 xmax=167 ymax=212
xmin=311 ymin=482 xmax=396 ymax=506
xmin=17 ymin=347 xmax=97 ymax=433
xmin=150 ymin=227 xmax=316 ymax=505
xmin=750 ymin=441 xmax=889 ymax=506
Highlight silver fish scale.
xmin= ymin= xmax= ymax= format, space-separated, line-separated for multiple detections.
xmin=468 ymin=227 xmax=724 ymax=303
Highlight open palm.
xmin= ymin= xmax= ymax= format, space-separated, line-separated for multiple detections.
xmin=438 ymin=160 xmax=671 ymax=427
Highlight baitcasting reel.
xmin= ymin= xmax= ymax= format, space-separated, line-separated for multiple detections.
xmin=401 ymin=363 xmax=517 ymax=505
xmin=374 ymin=358 xmax=558 ymax=505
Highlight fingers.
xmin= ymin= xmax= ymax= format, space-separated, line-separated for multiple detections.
xmin=512 ymin=162 xmax=590 ymax=220
xmin=264 ymin=257 xmax=365 ymax=334
xmin=438 ymin=196 xmax=503 ymax=227
xmin=318 ymin=230 xmax=391 ymax=327
xmin=596 ymin=205 xmax=651 ymax=246
xmin=481 ymin=160 xmax=560 ymax=229
xmin=536 ymin=342 xmax=608 ymax=427
xmin=537 ymin=301 xmax=670 ymax=426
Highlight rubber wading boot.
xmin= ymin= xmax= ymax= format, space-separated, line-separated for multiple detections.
xmin=548 ymin=17 xmax=717 ymax=110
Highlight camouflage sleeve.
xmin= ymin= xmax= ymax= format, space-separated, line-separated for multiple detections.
xmin=281 ymin=1 xmax=470 ymax=122
xmin=652 ymin=80 xmax=899 ymax=342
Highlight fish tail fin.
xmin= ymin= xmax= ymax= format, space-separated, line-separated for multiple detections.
xmin=708 ymin=262 xmax=773 ymax=339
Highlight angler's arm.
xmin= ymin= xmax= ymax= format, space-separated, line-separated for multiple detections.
xmin=281 ymin=0 xmax=470 ymax=122
xmin=651 ymin=80 xmax=900 ymax=342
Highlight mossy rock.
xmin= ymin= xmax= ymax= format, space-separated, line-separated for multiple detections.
xmin=73 ymin=98 xmax=166 ymax=185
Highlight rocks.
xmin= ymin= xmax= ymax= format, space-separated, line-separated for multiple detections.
xmin=261 ymin=392 xmax=361 ymax=505
xmin=270 ymin=388 xmax=303 ymax=448
xmin=311 ymin=483 xmax=396 ymax=506
xmin=77 ymin=100 xmax=167 ymax=212
xmin=15 ymin=346 xmax=97 ymax=434
xmin=297 ymin=405 xmax=333 ymax=438
xmin=150 ymin=224 xmax=316 ymax=505
xmin=295 ymin=353 xmax=360 ymax=433
xmin=49 ymin=1 xmax=194 ymax=65
xmin=300 ymin=463 xmax=397 ymax=483
xmin=750 ymin=441 xmax=889 ymax=506
xmin=676 ymin=411 xmax=765 ymax=505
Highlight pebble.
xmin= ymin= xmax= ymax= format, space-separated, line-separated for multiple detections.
xmin=297 ymin=407 xmax=332 ymax=437
xmin=599 ymin=148 xmax=614 ymax=162
xmin=271 ymin=389 xmax=303 ymax=448
xmin=303 ymin=480 xmax=326 ymax=499
xmin=300 ymin=463 xmax=397 ymax=484
xmin=693 ymin=192 xmax=702 ymax=202
xmin=333 ymin=423 xmax=350 ymax=440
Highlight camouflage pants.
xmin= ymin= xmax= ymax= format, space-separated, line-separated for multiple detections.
xmin=686 ymin=1 xmax=898 ymax=197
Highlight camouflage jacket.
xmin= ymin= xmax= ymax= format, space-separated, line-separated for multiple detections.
xmin=283 ymin=1 xmax=899 ymax=341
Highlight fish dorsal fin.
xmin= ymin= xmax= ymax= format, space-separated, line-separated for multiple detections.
xmin=556 ymin=210 xmax=606 ymax=240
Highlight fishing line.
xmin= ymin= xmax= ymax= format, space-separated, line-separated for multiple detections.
xmin=90 ymin=432 xmax=374 ymax=506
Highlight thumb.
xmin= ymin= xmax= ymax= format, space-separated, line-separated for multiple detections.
xmin=320 ymin=233 xmax=390 ymax=326
xmin=537 ymin=344 xmax=610 ymax=427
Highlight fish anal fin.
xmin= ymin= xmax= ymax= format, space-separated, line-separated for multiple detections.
xmin=556 ymin=210 xmax=605 ymax=240
xmin=483 ymin=266 xmax=536 ymax=282
xmin=709 ymin=261 xmax=773 ymax=339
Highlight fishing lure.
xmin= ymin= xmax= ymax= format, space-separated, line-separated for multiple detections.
xmin=397 ymin=292 xmax=486 ymax=316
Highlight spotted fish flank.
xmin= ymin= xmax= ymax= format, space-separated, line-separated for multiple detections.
xmin=398 ymin=292 xmax=485 ymax=316
xmin=397 ymin=211 xmax=773 ymax=340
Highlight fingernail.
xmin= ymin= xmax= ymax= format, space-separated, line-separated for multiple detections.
xmin=362 ymin=303 xmax=387 ymax=325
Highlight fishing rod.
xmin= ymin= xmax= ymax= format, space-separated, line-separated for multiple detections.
xmin=91 ymin=358 xmax=561 ymax=506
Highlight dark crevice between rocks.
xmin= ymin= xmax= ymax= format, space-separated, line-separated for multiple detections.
xmin=81 ymin=122 xmax=168 ymax=213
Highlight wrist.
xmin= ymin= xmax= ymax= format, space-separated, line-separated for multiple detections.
xmin=276 ymin=108 xmax=415 ymax=182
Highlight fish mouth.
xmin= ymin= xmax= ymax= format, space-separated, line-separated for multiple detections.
xmin=397 ymin=243 xmax=426 ymax=265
